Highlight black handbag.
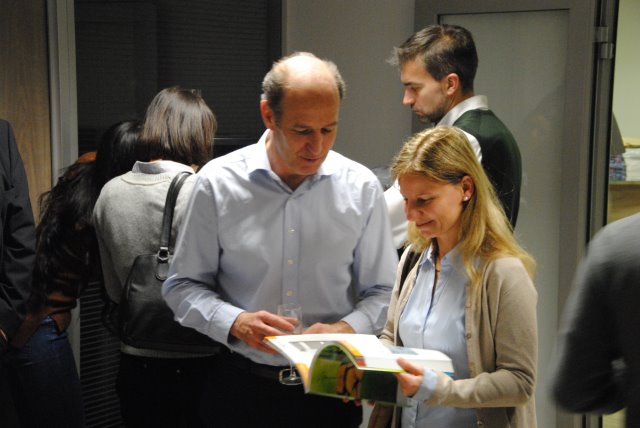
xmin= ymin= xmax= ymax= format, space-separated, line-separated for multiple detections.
xmin=119 ymin=171 xmax=219 ymax=354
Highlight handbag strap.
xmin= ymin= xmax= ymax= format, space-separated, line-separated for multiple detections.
xmin=398 ymin=249 xmax=421 ymax=294
xmin=157 ymin=171 xmax=192 ymax=262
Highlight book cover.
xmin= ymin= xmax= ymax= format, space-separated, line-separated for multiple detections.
xmin=264 ymin=333 xmax=453 ymax=406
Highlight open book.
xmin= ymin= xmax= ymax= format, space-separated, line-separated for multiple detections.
xmin=264 ymin=333 xmax=453 ymax=406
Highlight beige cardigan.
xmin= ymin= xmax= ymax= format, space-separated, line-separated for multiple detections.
xmin=379 ymin=250 xmax=538 ymax=428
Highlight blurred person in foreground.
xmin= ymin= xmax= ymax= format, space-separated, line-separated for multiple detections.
xmin=552 ymin=212 xmax=640 ymax=428
xmin=0 ymin=119 xmax=35 ymax=356
xmin=0 ymin=119 xmax=36 ymax=425
xmin=372 ymin=126 xmax=537 ymax=428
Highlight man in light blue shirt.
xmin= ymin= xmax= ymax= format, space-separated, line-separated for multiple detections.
xmin=163 ymin=52 xmax=397 ymax=427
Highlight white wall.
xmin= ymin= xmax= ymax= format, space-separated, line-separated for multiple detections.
xmin=284 ymin=0 xmax=415 ymax=169
xmin=612 ymin=0 xmax=640 ymax=139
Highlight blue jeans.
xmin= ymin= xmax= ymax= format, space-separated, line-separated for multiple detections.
xmin=4 ymin=316 xmax=84 ymax=428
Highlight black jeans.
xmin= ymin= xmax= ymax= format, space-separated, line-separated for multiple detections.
xmin=117 ymin=352 xmax=217 ymax=428
xmin=201 ymin=351 xmax=362 ymax=428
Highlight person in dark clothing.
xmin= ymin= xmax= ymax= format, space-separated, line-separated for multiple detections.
xmin=551 ymin=212 xmax=640 ymax=428
xmin=4 ymin=120 xmax=141 ymax=428
xmin=385 ymin=24 xmax=522 ymax=249
xmin=0 ymin=119 xmax=36 ymax=355
xmin=0 ymin=118 xmax=37 ymax=427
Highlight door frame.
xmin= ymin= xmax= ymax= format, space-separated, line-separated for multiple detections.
xmin=415 ymin=1 xmax=602 ymax=427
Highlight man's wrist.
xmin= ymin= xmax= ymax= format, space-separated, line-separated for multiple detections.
xmin=333 ymin=320 xmax=355 ymax=334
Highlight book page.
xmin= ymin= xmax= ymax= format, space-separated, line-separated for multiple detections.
xmin=265 ymin=333 xmax=451 ymax=405
xmin=308 ymin=344 xmax=404 ymax=406
xmin=265 ymin=333 xmax=452 ymax=371
xmin=264 ymin=333 xmax=453 ymax=391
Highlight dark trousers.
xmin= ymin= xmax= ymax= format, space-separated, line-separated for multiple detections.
xmin=201 ymin=351 xmax=362 ymax=428
xmin=117 ymin=352 xmax=216 ymax=428
xmin=3 ymin=317 xmax=84 ymax=428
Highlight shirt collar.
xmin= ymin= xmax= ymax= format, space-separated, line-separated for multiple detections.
xmin=131 ymin=160 xmax=194 ymax=174
xmin=421 ymin=243 xmax=462 ymax=270
xmin=248 ymin=129 xmax=338 ymax=182
xmin=247 ymin=130 xmax=273 ymax=174
xmin=438 ymin=95 xmax=489 ymax=126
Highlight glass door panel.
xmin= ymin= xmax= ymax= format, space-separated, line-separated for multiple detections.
xmin=609 ymin=0 xmax=640 ymax=225
xmin=605 ymin=0 xmax=637 ymax=425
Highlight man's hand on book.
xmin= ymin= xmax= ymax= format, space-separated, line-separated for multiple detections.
xmin=230 ymin=310 xmax=296 ymax=353
xmin=395 ymin=357 xmax=424 ymax=397
xmin=303 ymin=320 xmax=355 ymax=334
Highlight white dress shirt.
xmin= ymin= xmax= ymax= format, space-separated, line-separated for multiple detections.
xmin=163 ymin=130 xmax=398 ymax=366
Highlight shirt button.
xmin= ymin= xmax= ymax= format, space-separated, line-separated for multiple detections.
xmin=289 ymin=228 xmax=295 ymax=233
xmin=287 ymin=259 xmax=294 ymax=265
xmin=466 ymin=333 xmax=472 ymax=339
xmin=286 ymin=290 xmax=293 ymax=297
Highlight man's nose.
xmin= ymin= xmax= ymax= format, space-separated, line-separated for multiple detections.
xmin=306 ymin=132 xmax=323 ymax=155
xmin=402 ymin=90 xmax=414 ymax=106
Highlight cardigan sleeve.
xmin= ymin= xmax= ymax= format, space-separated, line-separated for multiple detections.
xmin=426 ymin=258 xmax=538 ymax=408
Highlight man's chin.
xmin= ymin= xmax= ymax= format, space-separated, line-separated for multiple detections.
xmin=416 ymin=115 xmax=436 ymax=126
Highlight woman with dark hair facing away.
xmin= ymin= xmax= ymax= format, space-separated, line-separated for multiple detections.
xmin=4 ymin=119 xmax=141 ymax=428
xmin=94 ymin=119 xmax=142 ymax=193
xmin=93 ymin=86 xmax=217 ymax=427
xmin=371 ymin=126 xmax=537 ymax=428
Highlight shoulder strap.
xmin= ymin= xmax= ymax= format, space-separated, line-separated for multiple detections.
xmin=398 ymin=249 xmax=421 ymax=294
xmin=158 ymin=171 xmax=192 ymax=258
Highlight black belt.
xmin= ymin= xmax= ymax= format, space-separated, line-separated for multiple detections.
xmin=221 ymin=350 xmax=289 ymax=382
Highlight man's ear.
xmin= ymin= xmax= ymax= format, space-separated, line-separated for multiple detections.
xmin=444 ymin=73 xmax=461 ymax=96
xmin=260 ymin=99 xmax=277 ymax=130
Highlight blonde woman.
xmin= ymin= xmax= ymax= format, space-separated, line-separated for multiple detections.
xmin=375 ymin=126 xmax=537 ymax=427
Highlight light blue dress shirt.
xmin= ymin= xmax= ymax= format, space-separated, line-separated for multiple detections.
xmin=398 ymin=246 xmax=476 ymax=428
xmin=163 ymin=130 xmax=397 ymax=366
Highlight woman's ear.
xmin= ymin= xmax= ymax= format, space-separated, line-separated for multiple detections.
xmin=461 ymin=175 xmax=475 ymax=200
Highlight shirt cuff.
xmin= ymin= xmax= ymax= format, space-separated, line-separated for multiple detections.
xmin=342 ymin=310 xmax=372 ymax=334
xmin=209 ymin=303 xmax=245 ymax=345
xmin=413 ymin=369 xmax=437 ymax=402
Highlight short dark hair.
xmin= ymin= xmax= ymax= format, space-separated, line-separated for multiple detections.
xmin=390 ymin=24 xmax=478 ymax=94
xmin=261 ymin=52 xmax=346 ymax=124
xmin=138 ymin=86 xmax=217 ymax=167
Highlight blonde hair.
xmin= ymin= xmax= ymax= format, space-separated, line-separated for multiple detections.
xmin=391 ymin=126 xmax=535 ymax=284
